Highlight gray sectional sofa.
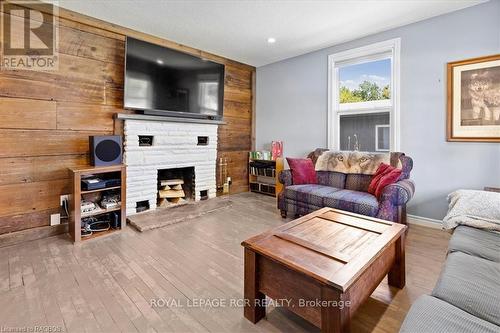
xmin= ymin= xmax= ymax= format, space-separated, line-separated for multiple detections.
xmin=399 ymin=226 xmax=500 ymax=332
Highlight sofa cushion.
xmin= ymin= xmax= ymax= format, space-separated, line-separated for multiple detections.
xmin=284 ymin=185 xmax=340 ymax=207
xmin=368 ymin=163 xmax=402 ymax=199
xmin=345 ymin=174 xmax=372 ymax=192
xmin=449 ymin=226 xmax=500 ymax=262
xmin=316 ymin=171 xmax=346 ymax=189
xmin=323 ymin=189 xmax=379 ymax=217
xmin=432 ymin=252 xmax=500 ymax=326
xmin=286 ymin=158 xmax=317 ymax=185
xmin=399 ymin=295 xmax=499 ymax=333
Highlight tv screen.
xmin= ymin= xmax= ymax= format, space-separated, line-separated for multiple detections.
xmin=124 ymin=37 xmax=225 ymax=120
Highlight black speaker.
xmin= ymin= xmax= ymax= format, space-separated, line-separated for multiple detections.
xmin=89 ymin=135 xmax=122 ymax=166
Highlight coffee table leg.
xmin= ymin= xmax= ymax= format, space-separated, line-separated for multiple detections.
xmin=244 ymin=248 xmax=266 ymax=323
xmin=388 ymin=233 xmax=406 ymax=288
xmin=320 ymin=287 xmax=351 ymax=333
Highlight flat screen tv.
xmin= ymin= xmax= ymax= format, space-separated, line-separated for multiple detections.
xmin=124 ymin=37 xmax=225 ymax=120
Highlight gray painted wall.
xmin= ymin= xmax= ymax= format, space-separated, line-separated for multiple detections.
xmin=256 ymin=0 xmax=500 ymax=220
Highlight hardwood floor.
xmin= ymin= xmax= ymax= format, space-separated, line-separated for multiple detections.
xmin=0 ymin=192 xmax=451 ymax=332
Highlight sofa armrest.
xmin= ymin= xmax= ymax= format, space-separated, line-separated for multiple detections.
xmin=380 ymin=179 xmax=415 ymax=206
xmin=278 ymin=170 xmax=293 ymax=187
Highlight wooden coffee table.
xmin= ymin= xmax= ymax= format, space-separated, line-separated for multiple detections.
xmin=241 ymin=207 xmax=407 ymax=333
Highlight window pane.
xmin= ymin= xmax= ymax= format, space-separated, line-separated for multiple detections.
xmin=339 ymin=112 xmax=390 ymax=152
xmin=339 ymin=58 xmax=391 ymax=104
xmin=376 ymin=125 xmax=390 ymax=151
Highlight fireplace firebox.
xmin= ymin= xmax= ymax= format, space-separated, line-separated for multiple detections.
xmin=157 ymin=167 xmax=195 ymax=207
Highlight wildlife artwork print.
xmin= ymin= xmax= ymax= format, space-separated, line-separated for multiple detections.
xmin=461 ymin=66 xmax=500 ymax=126
xmin=447 ymin=55 xmax=500 ymax=142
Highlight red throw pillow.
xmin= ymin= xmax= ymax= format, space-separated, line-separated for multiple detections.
xmin=368 ymin=163 xmax=402 ymax=199
xmin=286 ymin=158 xmax=317 ymax=185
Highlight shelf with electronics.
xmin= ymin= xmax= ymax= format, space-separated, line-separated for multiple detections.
xmin=69 ymin=164 xmax=126 ymax=242
xmin=248 ymin=150 xmax=284 ymax=197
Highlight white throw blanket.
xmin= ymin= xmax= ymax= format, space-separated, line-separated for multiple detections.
xmin=443 ymin=189 xmax=500 ymax=231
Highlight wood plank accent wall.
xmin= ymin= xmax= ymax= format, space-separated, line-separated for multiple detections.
xmin=0 ymin=3 xmax=254 ymax=235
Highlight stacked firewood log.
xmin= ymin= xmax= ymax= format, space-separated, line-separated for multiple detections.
xmin=158 ymin=179 xmax=186 ymax=207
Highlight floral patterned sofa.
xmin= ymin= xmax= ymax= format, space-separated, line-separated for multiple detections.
xmin=277 ymin=150 xmax=415 ymax=224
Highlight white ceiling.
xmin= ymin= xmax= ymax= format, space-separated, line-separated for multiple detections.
xmin=57 ymin=0 xmax=486 ymax=67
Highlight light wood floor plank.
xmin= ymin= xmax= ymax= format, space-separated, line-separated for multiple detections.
xmin=0 ymin=192 xmax=451 ymax=332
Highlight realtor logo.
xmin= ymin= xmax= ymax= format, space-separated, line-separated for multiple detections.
xmin=1 ymin=1 xmax=59 ymax=70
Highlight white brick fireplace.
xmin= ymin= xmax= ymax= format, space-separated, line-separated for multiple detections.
xmin=121 ymin=115 xmax=219 ymax=216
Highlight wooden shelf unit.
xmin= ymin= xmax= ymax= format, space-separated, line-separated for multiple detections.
xmin=69 ymin=164 xmax=126 ymax=243
xmin=248 ymin=157 xmax=284 ymax=197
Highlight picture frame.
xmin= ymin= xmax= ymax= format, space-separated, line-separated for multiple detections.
xmin=447 ymin=54 xmax=500 ymax=142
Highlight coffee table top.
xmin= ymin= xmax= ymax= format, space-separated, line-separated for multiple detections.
xmin=242 ymin=208 xmax=406 ymax=291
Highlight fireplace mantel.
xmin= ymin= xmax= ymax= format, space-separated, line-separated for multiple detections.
xmin=115 ymin=113 xmax=226 ymax=125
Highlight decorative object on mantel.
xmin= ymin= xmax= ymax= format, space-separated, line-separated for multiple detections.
xmin=127 ymin=196 xmax=232 ymax=232
xmin=447 ymin=54 xmax=500 ymax=142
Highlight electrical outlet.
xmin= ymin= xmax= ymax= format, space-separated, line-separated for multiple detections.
xmin=60 ymin=194 xmax=69 ymax=206
xmin=50 ymin=213 xmax=61 ymax=226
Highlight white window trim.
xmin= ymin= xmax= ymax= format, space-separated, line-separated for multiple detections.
xmin=375 ymin=124 xmax=390 ymax=152
xmin=327 ymin=38 xmax=401 ymax=151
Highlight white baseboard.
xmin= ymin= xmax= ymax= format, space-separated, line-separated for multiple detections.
xmin=407 ymin=214 xmax=442 ymax=229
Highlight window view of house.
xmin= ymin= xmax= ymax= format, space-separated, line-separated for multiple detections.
xmin=332 ymin=53 xmax=395 ymax=152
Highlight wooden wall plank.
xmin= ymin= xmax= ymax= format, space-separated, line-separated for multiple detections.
xmin=218 ymin=129 xmax=252 ymax=151
xmin=0 ymin=130 xmax=110 ymax=158
xmin=57 ymin=102 xmax=123 ymax=131
xmin=0 ymin=158 xmax=31 ymax=185
xmin=0 ymin=74 xmax=122 ymax=105
xmin=59 ymin=25 xmax=125 ymax=64
xmin=0 ymin=155 xmax=89 ymax=186
xmin=3 ymin=11 xmax=125 ymax=65
xmin=0 ymin=53 xmax=123 ymax=86
xmin=0 ymin=180 xmax=69 ymax=217
xmin=0 ymin=98 xmax=56 ymax=130
xmin=222 ymin=115 xmax=252 ymax=131
xmin=225 ymin=65 xmax=252 ymax=89
xmin=224 ymin=100 xmax=252 ymax=119
xmin=59 ymin=17 xmax=125 ymax=40
xmin=0 ymin=209 xmax=60 ymax=235
xmin=225 ymin=86 xmax=252 ymax=104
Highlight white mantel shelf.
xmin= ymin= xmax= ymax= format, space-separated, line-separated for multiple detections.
xmin=115 ymin=113 xmax=226 ymax=125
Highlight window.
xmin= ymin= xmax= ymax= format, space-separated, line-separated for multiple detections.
xmin=328 ymin=39 xmax=400 ymax=152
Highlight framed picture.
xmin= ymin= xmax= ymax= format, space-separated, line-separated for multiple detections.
xmin=447 ymin=54 xmax=500 ymax=142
